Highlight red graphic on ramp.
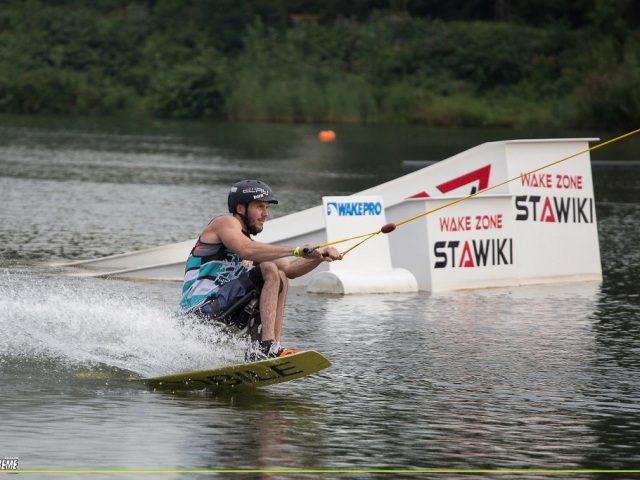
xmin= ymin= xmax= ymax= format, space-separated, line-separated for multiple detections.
xmin=407 ymin=164 xmax=492 ymax=199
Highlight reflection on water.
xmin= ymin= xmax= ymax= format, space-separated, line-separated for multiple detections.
xmin=1 ymin=115 xmax=640 ymax=476
xmin=308 ymin=284 xmax=607 ymax=470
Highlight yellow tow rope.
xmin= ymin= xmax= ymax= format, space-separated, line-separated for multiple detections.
xmin=319 ymin=128 xmax=640 ymax=258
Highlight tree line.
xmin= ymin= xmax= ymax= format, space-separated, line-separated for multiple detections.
xmin=0 ymin=0 xmax=638 ymax=129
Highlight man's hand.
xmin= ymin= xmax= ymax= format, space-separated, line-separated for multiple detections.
xmin=301 ymin=244 xmax=342 ymax=262
xmin=281 ymin=244 xmax=343 ymax=279
xmin=320 ymin=246 xmax=342 ymax=262
xmin=300 ymin=244 xmax=323 ymax=260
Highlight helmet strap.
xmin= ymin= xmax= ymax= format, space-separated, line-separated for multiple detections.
xmin=235 ymin=204 xmax=258 ymax=236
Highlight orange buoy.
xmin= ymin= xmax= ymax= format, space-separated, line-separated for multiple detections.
xmin=318 ymin=130 xmax=336 ymax=143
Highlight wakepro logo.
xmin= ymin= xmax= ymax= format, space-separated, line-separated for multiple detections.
xmin=326 ymin=201 xmax=383 ymax=216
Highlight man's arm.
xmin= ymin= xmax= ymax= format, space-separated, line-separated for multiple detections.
xmin=204 ymin=215 xmax=323 ymax=263
xmin=274 ymin=247 xmax=342 ymax=279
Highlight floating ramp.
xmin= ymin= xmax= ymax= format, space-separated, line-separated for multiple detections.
xmin=62 ymin=138 xmax=602 ymax=293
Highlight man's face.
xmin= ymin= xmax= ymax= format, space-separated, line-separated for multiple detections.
xmin=241 ymin=201 xmax=271 ymax=234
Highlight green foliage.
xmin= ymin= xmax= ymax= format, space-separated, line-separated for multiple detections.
xmin=0 ymin=68 xmax=134 ymax=115
xmin=145 ymin=62 xmax=227 ymax=119
xmin=572 ymin=60 xmax=640 ymax=129
xmin=0 ymin=0 xmax=637 ymax=129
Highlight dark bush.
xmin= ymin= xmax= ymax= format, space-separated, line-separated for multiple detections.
xmin=0 ymin=0 xmax=636 ymax=129
xmin=573 ymin=63 xmax=640 ymax=129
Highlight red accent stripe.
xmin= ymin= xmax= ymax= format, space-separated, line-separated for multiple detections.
xmin=436 ymin=164 xmax=491 ymax=194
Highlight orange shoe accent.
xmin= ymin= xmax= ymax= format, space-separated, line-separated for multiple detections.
xmin=276 ymin=348 xmax=299 ymax=357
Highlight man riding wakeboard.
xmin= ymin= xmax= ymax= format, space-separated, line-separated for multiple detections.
xmin=179 ymin=180 xmax=341 ymax=358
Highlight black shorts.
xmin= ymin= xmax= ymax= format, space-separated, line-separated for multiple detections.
xmin=196 ymin=267 xmax=264 ymax=317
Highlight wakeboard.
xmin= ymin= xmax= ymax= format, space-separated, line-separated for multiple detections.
xmin=143 ymin=350 xmax=331 ymax=391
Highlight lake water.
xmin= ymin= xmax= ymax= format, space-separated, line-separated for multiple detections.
xmin=1 ymin=115 xmax=640 ymax=479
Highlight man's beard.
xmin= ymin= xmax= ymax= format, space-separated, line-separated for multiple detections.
xmin=246 ymin=217 xmax=262 ymax=236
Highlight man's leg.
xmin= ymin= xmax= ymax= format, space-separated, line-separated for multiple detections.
xmin=257 ymin=262 xmax=282 ymax=342
xmin=273 ymin=270 xmax=288 ymax=342
xmin=257 ymin=262 xmax=296 ymax=357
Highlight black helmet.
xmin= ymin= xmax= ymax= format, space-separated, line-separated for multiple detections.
xmin=228 ymin=180 xmax=278 ymax=214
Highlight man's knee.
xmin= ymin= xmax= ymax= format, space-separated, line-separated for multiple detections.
xmin=260 ymin=262 xmax=280 ymax=280
xmin=260 ymin=262 xmax=286 ymax=293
